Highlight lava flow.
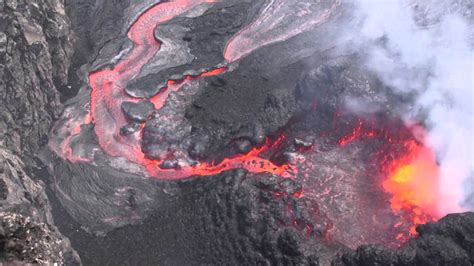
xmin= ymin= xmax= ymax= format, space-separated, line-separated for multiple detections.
xmin=85 ymin=0 xmax=291 ymax=180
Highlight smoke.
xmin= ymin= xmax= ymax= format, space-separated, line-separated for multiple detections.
xmin=340 ymin=0 xmax=473 ymax=215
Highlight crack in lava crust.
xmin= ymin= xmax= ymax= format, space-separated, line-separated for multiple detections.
xmin=88 ymin=0 xmax=291 ymax=180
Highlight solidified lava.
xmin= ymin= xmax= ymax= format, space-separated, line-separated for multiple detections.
xmin=223 ymin=0 xmax=341 ymax=62
xmin=86 ymin=1 xmax=291 ymax=180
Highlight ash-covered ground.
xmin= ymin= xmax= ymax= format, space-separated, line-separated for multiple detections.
xmin=1 ymin=0 xmax=473 ymax=265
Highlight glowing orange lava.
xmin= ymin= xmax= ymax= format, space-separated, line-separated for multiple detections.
xmin=382 ymin=139 xmax=440 ymax=237
xmin=335 ymin=118 xmax=443 ymax=242
xmin=82 ymin=1 xmax=294 ymax=180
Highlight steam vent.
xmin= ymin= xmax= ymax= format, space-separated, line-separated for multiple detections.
xmin=1 ymin=0 xmax=473 ymax=265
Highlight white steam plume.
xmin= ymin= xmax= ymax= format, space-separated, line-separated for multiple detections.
xmin=340 ymin=0 xmax=473 ymax=215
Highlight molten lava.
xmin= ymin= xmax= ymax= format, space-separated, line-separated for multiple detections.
xmin=382 ymin=139 xmax=440 ymax=237
xmin=335 ymin=118 xmax=442 ymax=242
xmin=86 ymin=1 xmax=291 ymax=180
xmin=338 ymin=119 xmax=377 ymax=146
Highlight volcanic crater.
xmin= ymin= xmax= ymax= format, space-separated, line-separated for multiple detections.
xmin=1 ymin=0 xmax=473 ymax=265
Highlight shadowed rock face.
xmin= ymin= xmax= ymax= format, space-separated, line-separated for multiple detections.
xmin=336 ymin=212 xmax=474 ymax=266
xmin=0 ymin=0 xmax=79 ymax=264
xmin=0 ymin=149 xmax=80 ymax=264
xmin=0 ymin=212 xmax=73 ymax=263
xmin=0 ymin=0 xmax=73 ymax=159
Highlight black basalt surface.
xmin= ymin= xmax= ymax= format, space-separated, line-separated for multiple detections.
xmin=125 ymin=0 xmax=265 ymax=98
xmin=0 ymin=0 xmax=79 ymax=263
xmin=46 ymin=168 xmax=344 ymax=265
xmin=335 ymin=212 xmax=474 ymax=266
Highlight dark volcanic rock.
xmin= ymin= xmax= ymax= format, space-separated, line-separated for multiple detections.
xmin=48 ymin=158 xmax=344 ymax=264
xmin=0 ymin=0 xmax=73 ymax=159
xmin=142 ymin=171 xmax=341 ymax=265
xmin=185 ymin=62 xmax=298 ymax=161
xmin=120 ymin=122 xmax=141 ymax=136
xmin=0 ymin=0 xmax=79 ymax=263
xmin=336 ymin=212 xmax=474 ymax=266
xmin=181 ymin=4 xmax=353 ymax=160
xmin=49 ymin=157 xmax=162 ymax=234
xmin=121 ymin=100 xmax=154 ymax=123
xmin=126 ymin=0 xmax=264 ymax=98
xmin=48 ymin=154 xmax=474 ymax=265
xmin=295 ymin=56 xmax=413 ymax=117
xmin=0 ymin=149 xmax=80 ymax=264
xmin=278 ymin=229 xmax=304 ymax=257
xmin=63 ymin=0 xmax=132 ymax=99
xmin=142 ymin=82 xmax=199 ymax=161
